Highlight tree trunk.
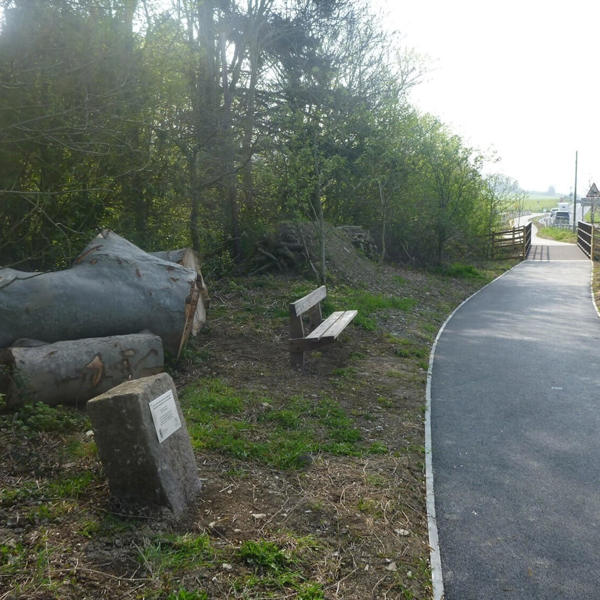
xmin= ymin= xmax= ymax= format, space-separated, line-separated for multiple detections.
xmin=312 ymin=145 xmax=326 ymax=284
xmin=0 ymin=230 xmax=205 ymax=358
xmin=378 ymin=180 xmax=387 ymax=263
xmin=188 ymin=149 xmax=202 ymax=253
xmin=219 ymin=30 xmax=242 ymax=261
xmin=1 ymin=333 xmax=163 ymax=408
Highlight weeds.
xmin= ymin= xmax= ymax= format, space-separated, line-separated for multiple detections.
xmin=434 ymin=262 xmax=485 ymax=279
xmin=0 ymin=540 xmax=26 ymax=575
xmin=1 ymin=401 xmax=87 ymax=435
xmin=535 ymin=225 xmax=577 ymax=244
xmin=182 ymin=383 xmax=368 ymax=468
xmin=325 ymin=287 xmax=418 ymax=331
xmin=141 ymin=533 xmax=215 ymax=574
xmin=47 ymin=472 xmax=95 ymax=499
xmin=167 ymin=590 xmax=208 ymax=600
xmin=387 ymin=336 xmax=429 ymax=360
xmin=236 ymin=538 xmax=323 ymax=597
xmin=239 ymin=540 xmax=290 ymax=572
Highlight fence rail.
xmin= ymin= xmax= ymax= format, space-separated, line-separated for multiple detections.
xmin=491 ymin=222 xmax=532 ymax=259
xmin=577 ymin=221 xmax=593 ymax=259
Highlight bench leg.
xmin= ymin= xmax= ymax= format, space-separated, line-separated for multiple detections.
xmin=290 ymin=350 xmax=305 ymax=369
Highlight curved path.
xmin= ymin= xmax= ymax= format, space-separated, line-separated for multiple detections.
xmin=430 ymin=244 xmax=600 ymax=599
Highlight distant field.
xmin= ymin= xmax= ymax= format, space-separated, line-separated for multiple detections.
xmin=522 ymin=193 xmax=563 ymax=213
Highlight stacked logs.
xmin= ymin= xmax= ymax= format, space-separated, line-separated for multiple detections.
xmin=0 ymin=231 xmax=208 ymax=407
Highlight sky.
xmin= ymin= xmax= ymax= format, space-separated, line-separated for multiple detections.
xmin=375 ymin=0 xmax=600 ymax=196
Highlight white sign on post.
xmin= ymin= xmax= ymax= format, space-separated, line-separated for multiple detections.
xmin=149 ymin=390 xmax=182 ymax=443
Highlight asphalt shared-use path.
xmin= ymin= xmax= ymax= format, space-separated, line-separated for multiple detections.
xmin=430 ymin=238 xmax=600 ymax=599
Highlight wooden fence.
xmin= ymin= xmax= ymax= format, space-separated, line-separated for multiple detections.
xmin=577 ymin=221 xmax=593 ymax=258
xmin=491 ymin=222 xmax=532 ymax=259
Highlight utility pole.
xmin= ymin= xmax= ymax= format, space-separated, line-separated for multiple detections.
xmin=573 ymin=150 xmax=578 ymax=233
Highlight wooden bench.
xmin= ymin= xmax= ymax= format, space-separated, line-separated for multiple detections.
xmin=289 ymin=285 xmax=357 ymax=368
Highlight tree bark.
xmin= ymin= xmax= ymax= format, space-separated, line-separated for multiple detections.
xmin=378 ymin=180 xmax=387 ymax=263
xmin=0 ymin=230 xmax=205 ymax=358
xmin=1 ymin=333 xmax=163 ymax=408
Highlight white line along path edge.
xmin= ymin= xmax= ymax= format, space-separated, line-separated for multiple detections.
xmin=590 ymin=264 xmax=600 ymax=319
xmin=424 ymin=262 xmax=523 ymax=600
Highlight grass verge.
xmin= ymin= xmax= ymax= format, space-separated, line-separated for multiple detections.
xmin=534 ymin=223 xmax=577 ymax=244
xmin=0 ymin=258 xmax=517 ymax=599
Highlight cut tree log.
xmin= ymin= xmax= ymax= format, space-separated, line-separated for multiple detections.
xmin=150 ymin=248 xmax=209 ymax=336
xmin=1 ymin=333 xmax=164 ymax=407
xmin=0 ymin=230 xmax=206 ymax=358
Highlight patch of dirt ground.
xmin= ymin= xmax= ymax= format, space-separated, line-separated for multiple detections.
xmin=0 ymin=246 xmax=516 ymax=600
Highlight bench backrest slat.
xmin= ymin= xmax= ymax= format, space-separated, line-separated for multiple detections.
xmin=289 ymin=285 xmax=326 ymax=317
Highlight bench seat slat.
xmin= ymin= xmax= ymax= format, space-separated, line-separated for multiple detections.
xmin=306 ymin=310 xmax=357 ymax=341
xmin=305 ymin=311 xmax=343 ymax=340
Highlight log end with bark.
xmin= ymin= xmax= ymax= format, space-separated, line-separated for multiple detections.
xmin=150 ymin=247 xmax=210 ymax=337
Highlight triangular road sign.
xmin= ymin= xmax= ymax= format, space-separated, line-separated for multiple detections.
xmin=586 ymin=183 xmax=600 ymax=197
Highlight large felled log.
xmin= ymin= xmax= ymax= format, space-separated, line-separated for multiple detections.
xmin=1 ymin=333 xmax=164 ymax=407
xmin=150 ymin=248 xmax=209 ymax=336
xmin=0 ymin=230 xmax=205 ymax=357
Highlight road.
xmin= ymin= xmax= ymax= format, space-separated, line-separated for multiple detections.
xmin=430 ymin=252 xmax=600 ymax=598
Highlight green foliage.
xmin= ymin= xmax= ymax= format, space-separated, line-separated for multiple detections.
xmin=331 ymin=366 xmax=357 ymax=378
xmin=239 ymin=540 xmax=291 ymax=573
xmin=357 ymin=497 xmax=381 ymax=516
xmin=326 ymin=287 xmax=417 ymax=331
xmin=297 ymin=583 xmax=326 ymax=600
xmin=236 ymin=538 xmax=324 ymax=596
xmin=389 ymin=337 xmax=429 ymax=359
xmin=167 ymin=591 xmax=208 ymax=600
xmin=182 ymin=381 xmax=366 ymax=468
xmin=47 ymin=472 xmax=94 ymax=499
xmin=185 ymin=379 xmax=245 ymax=415
xmin=2 ymin=402 xmax=86 ymax=435
xmin=1 ymin=0 xmax=499 ymax=270
xmin=434 ymin=262 xmax=485 ymax=279
xmin=535 ymin=226 xmax=577 ymax=244
xmin=263 ymin=408 xmax=300 ymax=429
xmin=0 ymin=482 xmax=41 ymax=507
xmin=0 ymin=533 xmax=54 ymax=588
xmin=64 ymin=438 xmax=97 ymax=459
xmin=141 ymin=534 xmax=215 ymax=573
xmin=78 ymin=519 xmax=101 ymax=539
xmin=367 ymin=441 xmax=389 ymax=455
xmin=0 ymin=540 xmax=27 ymax=576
